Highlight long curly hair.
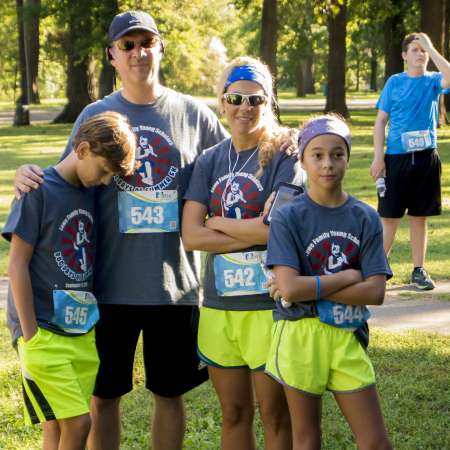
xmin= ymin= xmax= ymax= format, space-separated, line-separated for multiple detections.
xmin=216 ymin=56 xmax=294 ymax=177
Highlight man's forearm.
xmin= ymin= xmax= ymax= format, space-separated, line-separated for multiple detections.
xmin=428 ymin=46 xmax=450 ymax=85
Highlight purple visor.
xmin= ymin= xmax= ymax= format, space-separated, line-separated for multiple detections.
xmin=298 ymin=115 xmax=351 ymax=158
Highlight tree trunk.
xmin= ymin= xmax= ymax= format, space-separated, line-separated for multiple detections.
xmin=259 ymin=0 xmax=280 ymax=119
xmin=97 ymin=0 xmax=119 ymax=98
xmin=370 ymin=47 xmax=378 ymax=91
xmin=23 ymin=0 xmax=40 ymax=103
xmin=304 ymin=54 xmax=315 ymax=94
xmin=421 ymin=0 xmax=447 ymax=124
xmin=296 ymin=61 xmax=305 ymax=97
xmin=14 ymin=0 xmax=30 ymax=126
xmin=383 ymin=0 xmax=405 ymax=83
xmin=356 ymin=56 xmax=360 ymax=92
xmin=54 ymin=3 xmax=95 ymax=124
xmin=325 ymin=0 xmax=348 ymax=117
xmin=98 ymin=51 xmax=116 ymax=99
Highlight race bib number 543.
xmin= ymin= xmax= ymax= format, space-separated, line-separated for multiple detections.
xmin=118 ymin=190 xmax=179 ymax=233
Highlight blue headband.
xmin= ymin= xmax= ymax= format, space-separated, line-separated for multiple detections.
xmin=223 ymin=65 xmax=270 ymax=94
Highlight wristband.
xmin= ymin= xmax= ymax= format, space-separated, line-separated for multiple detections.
xmin=315 ymin=275 xmax=321 ymax=301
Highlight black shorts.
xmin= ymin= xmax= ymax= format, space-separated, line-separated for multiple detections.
xmin=378 ymin=149 xmax=442 ymax=218
xmin=93 ymin=304 xmax=208 ymax=399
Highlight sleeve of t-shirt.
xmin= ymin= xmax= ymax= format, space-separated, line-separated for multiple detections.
xmin=2 ymin=189 xmax=43 ymax=246
xmin=266 ymin=210 xmax=301 ymax=271
xmin=432 ymin=72 xmax=450 ymax=94
xmin=199 ymin=106 xmax=229 ymax=150
xmin=376 ymin=76 xmax=394 ymax=113
xmin=271 ymin=153 xmax=301 ymax=190
xmin=183 ymin=153 xmax=211 ymax=206
xmin=359 ymin=214 xmax=393 ymax=280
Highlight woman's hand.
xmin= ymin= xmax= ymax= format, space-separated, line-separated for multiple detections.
xmin=279 ymin=129 xmax=299 ymax=156
xmin=205 ymin=216 xmax=223 ymax=231
xmin=267 ymin=274 xmax=282 ymax=301
xmin=262 ymin=192 xmax=275 ymax=220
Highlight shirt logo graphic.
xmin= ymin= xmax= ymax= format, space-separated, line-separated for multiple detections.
xmin=211 ymin=172 xmax=263 ymax=219
xmin=115 ymin=125 xmax=178 ymax=192
xmin=53 ymin=209 xmax=94 ymax=282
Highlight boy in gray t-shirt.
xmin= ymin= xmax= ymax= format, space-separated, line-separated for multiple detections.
xmin=3 ymin=112 xmax=135 ymax=449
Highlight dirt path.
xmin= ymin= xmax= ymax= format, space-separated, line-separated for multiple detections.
xmin=0 ymin=98 xmax=378 ymax=125
xmin=0 ymin=277 xmax=448 ymax=335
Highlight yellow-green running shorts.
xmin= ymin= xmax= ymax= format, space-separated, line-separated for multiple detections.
xmin=198 ymin=307 xmax=274 ymax=370
xmin=265 ymin=318 xmax=375 ymax=396
xmin=17 ymin=327 xmax=99 ymax=424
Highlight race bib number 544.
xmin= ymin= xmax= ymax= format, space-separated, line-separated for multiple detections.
xmin=316 ymin=300 xmax=370 ymax=331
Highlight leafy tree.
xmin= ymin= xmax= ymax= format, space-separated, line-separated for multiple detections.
xmin=52 ymin=0 xmax=96 ymax=123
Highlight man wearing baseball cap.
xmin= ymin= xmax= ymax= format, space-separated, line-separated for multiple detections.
xmin=15 ymin=10 xmax=228 ymax=450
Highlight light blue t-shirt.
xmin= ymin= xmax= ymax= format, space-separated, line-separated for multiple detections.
xmin=377 ymin=71 xmax=448 ymax=154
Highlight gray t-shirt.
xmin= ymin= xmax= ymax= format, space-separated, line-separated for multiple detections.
xmin=61 ymin=88 xmax=227 ymax=306
xmin=3 ymin=168 xmax=96 ymax=344
xmin=184 ymin=138 xmax=301 ymax=310
xmin=267 ymin=194 xmax=392 ymax=321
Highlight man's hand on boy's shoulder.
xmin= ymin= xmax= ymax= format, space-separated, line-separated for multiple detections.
xmin=15 ymin=164 xmax=44 ymax=200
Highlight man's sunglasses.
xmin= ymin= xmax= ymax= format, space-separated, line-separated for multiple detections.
xmin=116 ymin=36 xmax=160 ymax=52
xmin=223 ymin=93 xmax=268 ymax=107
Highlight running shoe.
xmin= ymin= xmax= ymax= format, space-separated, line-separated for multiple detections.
xmin=411 ymin=267 xmax=435 ymax=290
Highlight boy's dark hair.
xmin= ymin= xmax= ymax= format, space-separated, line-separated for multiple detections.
xmin=72 ymin=112 xmax=137 ymax=176
xmin=402 ymin=33 xmax=420 ymax=53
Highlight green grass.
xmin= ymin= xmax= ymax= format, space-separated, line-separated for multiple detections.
xmin=0 ymin=107 xmax=449 ymax=283
xmin=0 ymin=123 xmax=72 ymax=274
xmin=0 ymin=106 xmax=449 ymax=447
xmin=282 ymin=109 xmax=450 ymax=284
xmin=0 ymin=309 xmax=448 ymax=449
xmin=0 ymin=98 xmax=66 ymax=112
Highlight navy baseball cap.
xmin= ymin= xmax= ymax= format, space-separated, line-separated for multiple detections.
xmin=108 ymin=11 xmax=160 ymax=42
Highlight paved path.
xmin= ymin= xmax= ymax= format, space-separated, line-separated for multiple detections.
xmin=0 ymin=277 xmax=448 ymax=335
xmin=0 ymin=98 xmax=377 ymax=125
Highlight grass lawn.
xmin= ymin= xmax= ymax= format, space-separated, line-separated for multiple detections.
xmin=0 ymin=108 xmax=449 ymax=282
xmin=0 ymin=104 xmax=449 ymax=448
xmin=0 ymin=309 xmax=448 ymax=449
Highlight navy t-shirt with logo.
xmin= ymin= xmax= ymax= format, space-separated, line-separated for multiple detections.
xmin=184 ymin=138 xmax=302 ymax=311
xmin=2 ymin=168 xmax=96 ymax=344
xmin=266 ymin=194 xmax=392 ymax=321
xmin=60 ymin=88 xmax=227 ymax=306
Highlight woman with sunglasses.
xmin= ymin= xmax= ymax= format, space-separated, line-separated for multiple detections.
xmin=182 ymin=56 xmax=302 ymax=450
